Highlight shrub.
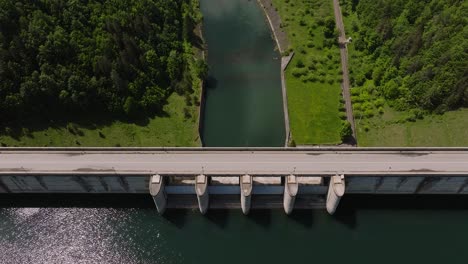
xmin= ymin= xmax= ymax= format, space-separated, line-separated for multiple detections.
xmin=339 ymin=112 xmax=347 ymax=120
xmin=364 ymin=109 xmax=375 ymax=118
xmin=353 ymin=103 xmax=362 ymax=111
xmin=184 ymin=107 xmax=191 ymax=119
xmin=288 ymin=139 xmax=296 ymax=147
xmin=67 ymin=123 xmax=78 ymax=135
xmin=410 ymin=109 xmax=424 ymax=119
xmin=307 ymin=74 xmax=318 ymax=82
xmin=350 ymin=88 xmax=360 ymax=96
xmin=340 ymin=121 xmax=353 ymax=141
xmin=291 ymin=67 xmax=308 ymax=77
xmin=296 ymin=58 xmax=305 ymax=68
xmin=374 ymin=98 xmax=385 ymax=108
xmin=378 ymin=106 xmax=384 ymax=114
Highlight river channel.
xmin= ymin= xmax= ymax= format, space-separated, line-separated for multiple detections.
xmin=200 ymin=0 xmax=285 ymax=147
xmin=0 ymin=0 xmax=467 ymax=263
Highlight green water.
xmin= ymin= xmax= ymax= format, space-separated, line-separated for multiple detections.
xmin=0 ymin=0 xmax=467 ymax=263
xmin=201 ymin=0 xmax=285 ymax=147
xmin=1 ymin=195 xmax=467 ymax=263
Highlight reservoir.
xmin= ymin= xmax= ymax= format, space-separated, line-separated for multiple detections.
xmin=0 ymin=0 xmax=467 ymax=263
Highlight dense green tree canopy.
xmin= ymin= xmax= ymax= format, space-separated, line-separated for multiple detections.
xmin=342 ymin=0 xmax=467 ymax=113
xmin=0 ymin=0 xmax=202 ymax=124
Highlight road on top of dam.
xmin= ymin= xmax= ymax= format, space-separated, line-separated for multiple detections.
xmin=0 ymin=148 xmax=467 ymax=176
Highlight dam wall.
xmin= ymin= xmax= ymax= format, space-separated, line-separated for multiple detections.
xmin=1 ymin=147 xmax=467 ymax=214
xmin=3 ymin=175 xmax=467 ymax=195
xmin=1 ymin=174 xmax=467 ymax=214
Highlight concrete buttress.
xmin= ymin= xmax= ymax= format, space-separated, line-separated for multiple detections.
xmin=326 ymin=175 xmax=345 ymax=215
xmin=195 ymin=175 xmax=209 ymax=214
xmin=283 ymin=174 xmax=298 ymax=214
xmin=240 ymin=175 xmax=253 ymax=215
xmin=149 ymin=175 xmax=167 ymax=214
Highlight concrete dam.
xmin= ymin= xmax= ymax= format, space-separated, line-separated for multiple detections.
xmin=1 ymin=147 xmax=467 ymax=215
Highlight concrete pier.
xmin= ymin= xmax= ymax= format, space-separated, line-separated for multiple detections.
xmin=149 ymin=175 xmax=167 ymax=214
xmin=195 ymin=175 xmax=209 ymax=214
xmin=326 ymin=175 xmax=345 ymax=215
xmin=240 ymin=175 xmax=253 ymax=215
xmin=283 ymin=174 xmax=299 ymax=214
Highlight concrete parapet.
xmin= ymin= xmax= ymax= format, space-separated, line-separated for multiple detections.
xmin=195 ymin=174 xmax=209 ymax=214
xmin=240 ymin=175 xmax=253 ymax=215
xmin=326 ymin=175 xmax=345 ymax=215
xmin=149 ymin=175 xmax=167 ymax=214
xmin=283 ymin=174 xmax=299 ymax=214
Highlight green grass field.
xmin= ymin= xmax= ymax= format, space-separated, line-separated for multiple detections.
xmin=357 ymin=107 xmax=468 ymax=147
xmin=0 ymin=92 xmax=201 ymax=147
xmin=272 ymin=0 xmax=343 ymax=145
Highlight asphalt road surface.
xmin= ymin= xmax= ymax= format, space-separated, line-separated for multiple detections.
xmin=0 ymin=149 xmax=467 ymax=176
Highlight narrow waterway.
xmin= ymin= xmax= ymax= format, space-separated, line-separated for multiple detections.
xmin=0 ymin=0 xmax=467 ymax=263
xmin=200 ymin=0 xmax=285 ymax=147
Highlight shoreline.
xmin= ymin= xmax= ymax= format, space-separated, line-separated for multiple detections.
xmin=256 ymin=0 xmax=292 ymax=146
xmin=196 ymin=22 xmax=207 ymax=147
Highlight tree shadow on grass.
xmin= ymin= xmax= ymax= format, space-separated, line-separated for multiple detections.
xmin=0 ymin=102 xmax=173 ymax=145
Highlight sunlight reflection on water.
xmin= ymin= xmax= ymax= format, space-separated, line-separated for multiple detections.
xmin=0 ymin=208 xmax=160 ymax=264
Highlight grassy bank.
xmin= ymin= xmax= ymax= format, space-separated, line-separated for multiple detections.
xmin=271 ymin=0 xmax=343 ymax=145
xmin=0 ymin=91 xmax=201 ymax=147
xmin=357 ymin=108 xmax=468 ymax=147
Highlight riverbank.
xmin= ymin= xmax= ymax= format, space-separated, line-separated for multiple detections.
xmin=195 ymin=22 xmax=207 ymax=146
xmin=257 ymin=0 xmax=292 ymax=146
xmin=256 ymin=0 xmax=289 ymax=53
xmin=271 ymin=0 xmax=343 ymax=145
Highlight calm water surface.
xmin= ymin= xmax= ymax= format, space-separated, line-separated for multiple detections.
xmin=1 ymin=196 xmax=467 ymax=264
xmin=201 ymin=0 xmax=285 ymax=146
xmin=1 ymin=0 xmax=467 ymax=263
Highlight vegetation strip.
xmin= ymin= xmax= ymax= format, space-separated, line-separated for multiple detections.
xmin=271 ymin=0 xmax=343 ymax=145
xmin=339 ymin=0 xmax=467 ymax=146
xmin=333 ymin=0 xmax=356 ymax=144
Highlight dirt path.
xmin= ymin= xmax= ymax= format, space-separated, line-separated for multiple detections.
xmin=333 ymin=0 xmax=357 ymax=145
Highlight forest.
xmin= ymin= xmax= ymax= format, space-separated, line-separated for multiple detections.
xmin=340 ymin=0 xmax=467 ymax=115
xmin=0 ymin=0 xmax=206 ymax=126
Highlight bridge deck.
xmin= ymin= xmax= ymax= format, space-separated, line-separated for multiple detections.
xmin=0 ymin=148 xmax=467 ymax=176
